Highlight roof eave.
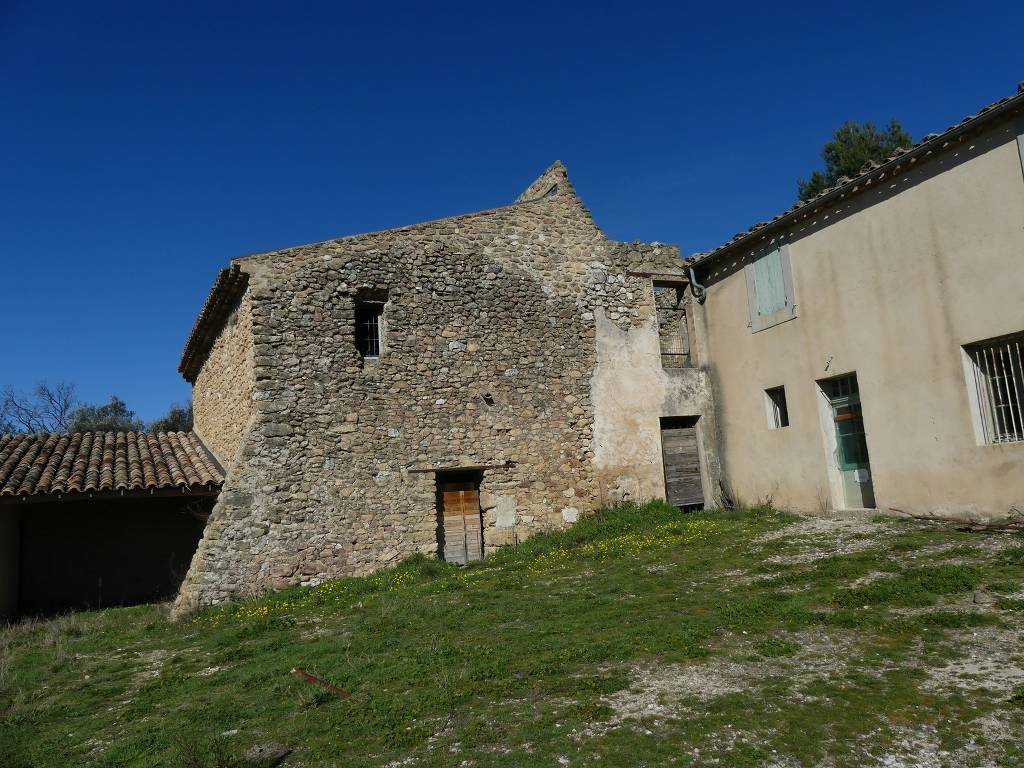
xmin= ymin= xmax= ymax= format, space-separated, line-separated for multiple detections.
xmin=695 ymin=88 xmax=1024 ymax=269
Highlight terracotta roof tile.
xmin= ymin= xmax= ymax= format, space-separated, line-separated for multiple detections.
xmin=0 ymin=431 xmax=224 ymax=499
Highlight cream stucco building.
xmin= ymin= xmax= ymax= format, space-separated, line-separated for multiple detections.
xmin=687 ymin=85 xmax=1024 ymax=519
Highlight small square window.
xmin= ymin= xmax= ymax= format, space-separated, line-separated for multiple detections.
xmin=765 ymin=386 xmax=789 ymax=429
xmin=355 ymin=301 xmax=384 ymax=359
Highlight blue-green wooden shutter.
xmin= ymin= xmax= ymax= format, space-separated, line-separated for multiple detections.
xmin=754 ymin=248 xmax=787 ymax=316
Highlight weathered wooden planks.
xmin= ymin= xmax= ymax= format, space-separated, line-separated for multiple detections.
xmin=661 ymin=425 xmax=704 ymax=507
xmin=440 ymin=486 xmax=483 ymax=564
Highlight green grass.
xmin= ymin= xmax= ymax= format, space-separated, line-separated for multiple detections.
xmin=2 ymin=501 xmax=1023 ymax=767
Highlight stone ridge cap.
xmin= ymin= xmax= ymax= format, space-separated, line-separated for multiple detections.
xmin=230 ymin=193 xmax=579 ymax=265
xmin=692 ymin=83 xmax=1024 ymax=269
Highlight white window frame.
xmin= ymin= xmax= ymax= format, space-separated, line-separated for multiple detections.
xmin=961 ymin=331 xmax=1024 ymax=446
xmin=355 ymin=300 xmax=386 ymax=360
xmin=744 ymin=243 xmax=796 ymax=333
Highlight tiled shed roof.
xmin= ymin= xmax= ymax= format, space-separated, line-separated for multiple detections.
xmin=693 ymin=83 xmax=1024 ymax=267
xmin=0 ymin=431 xmax=224 ymax=500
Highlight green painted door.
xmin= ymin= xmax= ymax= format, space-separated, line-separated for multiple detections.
xmin=822 ymin=374 xmax=876 ymax=509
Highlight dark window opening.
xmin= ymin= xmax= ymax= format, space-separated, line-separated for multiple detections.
xmin=765 ymin=386 xmax=789 ymax=428
xmin=653 ymin=282 xmax=690 ymax=369
xmin=355 ymin=301 xmax=384 ymax=359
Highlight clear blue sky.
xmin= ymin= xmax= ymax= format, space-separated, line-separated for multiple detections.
xmin=2 ymin=1 xmax=1022 ymax=422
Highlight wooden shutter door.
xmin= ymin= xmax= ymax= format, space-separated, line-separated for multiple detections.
xmin=754 ymin=248 xmax=787 ymax=317
xmin=661 ymin=422 xmax=705 ymax=508
xmin=442 ymin=485 xmax=483 ymax=564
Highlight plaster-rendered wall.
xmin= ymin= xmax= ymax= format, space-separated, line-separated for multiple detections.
xmin=696 ymin=118 xmax=1024 ymax=517
xmin=192 ymin=289 xmax=256 ymax=468
xmin=590 ymin=307 xmax=720 ymax=507
xmin=174 ymin=164 xmax=697 ymax=614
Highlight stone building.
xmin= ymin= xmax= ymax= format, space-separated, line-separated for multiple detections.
xmin=6 ymin=85 xmax=1023 ymax=621
xmin=173 ymin=162 xmax=719 ymax=614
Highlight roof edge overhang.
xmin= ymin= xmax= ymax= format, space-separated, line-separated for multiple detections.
xmin=179 ymin=264 xmax=249 ymax=383
xmin=693 ymin=86 xmax=1024 ymax=270
xmin=0 ymin=483 xmax=222 ymax=505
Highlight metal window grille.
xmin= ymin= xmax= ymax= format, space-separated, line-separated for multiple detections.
xmin=355 ymin=302 xmax=383 ymax=358
xmin=765 ymin=386 xmax=789 ymax=428
xmin=653 ymin=282 xmax=690 ymax=368
xmin=966 ymin=333 xmax=1024 ymax=444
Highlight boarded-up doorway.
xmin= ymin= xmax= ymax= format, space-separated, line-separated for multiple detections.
xmin=660 ymin=416 xmax=705 ymax=510
xmin=436 ymin=471 xmax=483 ymax=565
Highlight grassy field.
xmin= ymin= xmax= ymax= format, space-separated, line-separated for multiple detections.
xmin=2 ymin=502 xmax=1024 ymax=767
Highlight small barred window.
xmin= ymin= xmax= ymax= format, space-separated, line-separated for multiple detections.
xmin=355 ymin=301 xmax=384 ymax=359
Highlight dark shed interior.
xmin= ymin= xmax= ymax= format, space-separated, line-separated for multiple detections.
xmin=2 ymin=495 xmax=213 ymax=620
xmin=18 ymin=496 xmax=211 ymax=617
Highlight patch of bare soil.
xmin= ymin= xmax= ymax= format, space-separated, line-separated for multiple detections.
xmin=132 ymin=648 xmax=169 ymax=683
xmin=602 ymin=659 xmax=749 ymax=722
xmin=857 ymin=713 xmax=1013 ymax=768
xmin=920 ymin=624 xmax=1024 ymax=696
xmin=590 ymin=628 xmax=861 ymax=736
xmin=756 ymin=515 xmax=887 ymax=564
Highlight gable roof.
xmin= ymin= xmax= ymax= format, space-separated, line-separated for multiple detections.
xmin=178 ymin=161 xmax=602 ymax=383
xmin=693 ymin=83 xmax=1024 ymax=267
xmin=0 ymin=431 xmax=224 ymax=501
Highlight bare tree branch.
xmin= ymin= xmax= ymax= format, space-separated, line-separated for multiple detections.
xmin=888 ymin=506 xmax=1024 ymax=532
xmin=0 ymin=381 xmax=78 ymax=433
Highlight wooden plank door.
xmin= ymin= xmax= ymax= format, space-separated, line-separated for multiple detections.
xmin=661 ymin=421 xmax=705 ymax=508
xmin=441 ymin=482 xmax=482 ymax=564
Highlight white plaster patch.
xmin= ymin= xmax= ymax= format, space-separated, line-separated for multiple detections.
xmin=494 ymin=496 xmax=517 ymax=527
xmin=561 ymin=507 xmax=579 ymax=523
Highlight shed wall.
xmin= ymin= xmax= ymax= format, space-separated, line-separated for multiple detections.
xmin=0 ymin=509 xmax=19 ymax=621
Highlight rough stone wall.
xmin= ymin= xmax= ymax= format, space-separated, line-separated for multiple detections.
xmin=192 ymin=289 xmax=256 ymax=468
xmin=174 ymin=163 xmax=713 ymax=615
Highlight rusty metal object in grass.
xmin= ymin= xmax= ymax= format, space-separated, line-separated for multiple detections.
xmin=290 ymin=668 xmax=350 ymax=698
